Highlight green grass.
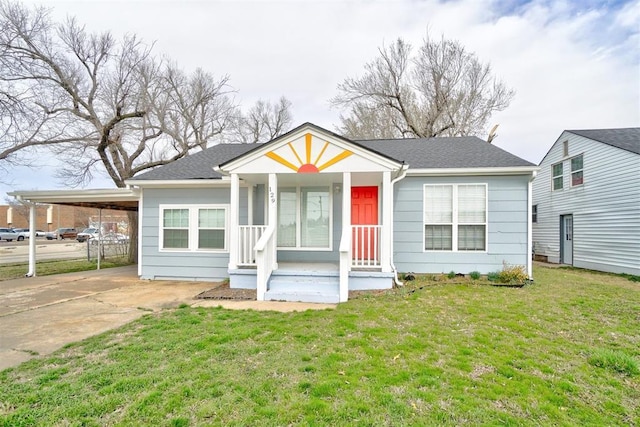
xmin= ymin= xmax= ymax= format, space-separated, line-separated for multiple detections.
xmin=0 ymin=258 xmax=133 ymax=281
xmin=0 ymin=265 xmax=639 ymax=425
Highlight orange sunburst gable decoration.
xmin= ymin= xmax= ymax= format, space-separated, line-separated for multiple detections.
xmin=266 ymin=133 xmax=353 ymax=173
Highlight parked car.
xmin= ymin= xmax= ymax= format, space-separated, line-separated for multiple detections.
xmin=0 ymin=228 xmax=18 ymax=241
xmin=76 ymin=228 xmax=100 ymax=243
xmin=45 ymin=228 xmax=78 ymax=240
xmin=90 ymin=232 xmax=129 ymax=244
xmin=12 ymin=228 xmax=33 ymax=241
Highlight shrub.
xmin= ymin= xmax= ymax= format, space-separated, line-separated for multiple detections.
xmin=447 ymin=270 xmax=456 ymax=279
xmin=497 ymin=263 xmax=528 ymax=284
xmin=469 ymin=271 xmax=481 ymax=280
xmin=487 ymin=271 xmax=500 ymax=282
xmin=588 ymin=349 xmax=639 ymax=376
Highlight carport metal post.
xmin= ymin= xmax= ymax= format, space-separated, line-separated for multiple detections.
xmin=97 ymin=208 xmax=102 ymax=270
xmin=27 ymin=204 xmax=36 ymax=277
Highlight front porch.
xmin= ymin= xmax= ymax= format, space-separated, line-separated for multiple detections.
xmin=226 ymin=171 xmax=396 ymax=303
xmin=219 ymin=126 xmax=404 ymax=303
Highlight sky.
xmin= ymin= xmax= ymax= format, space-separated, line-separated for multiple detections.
xmin=2 ymin=0 xmax=639 ymax=200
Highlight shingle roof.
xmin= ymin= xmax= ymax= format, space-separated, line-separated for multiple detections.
xmin=566 ymin=128 xmax=640 ymax=155
xmin=132 ymin=144 xmax=254 ymax=180
xmin=131 ymin=133 xmax=535 ymax=181
xmin=356 ymin=136 xmax=535 ymax=168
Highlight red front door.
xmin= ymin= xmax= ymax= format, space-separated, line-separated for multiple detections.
xmin=351 ymin=186 xmax=378 ymax=261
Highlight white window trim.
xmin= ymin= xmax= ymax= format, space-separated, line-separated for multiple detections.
xmin=570 ymin=154 xmax=584 ymax=187
xmin=277 ymin=186 xmax=333 ymax=251
xmin=552 ymin=162 xmax=564 ymax=191
xmin=159 ymin=204 xmax=229 ymax=253
xmin=423 ymin=183 xmax=488 ymax=253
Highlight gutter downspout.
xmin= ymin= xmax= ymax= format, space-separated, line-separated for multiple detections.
xmin=527 ymin=170 xmax=537 ymax=280
xmin=390 ymin=163 xmax=409 ymax=287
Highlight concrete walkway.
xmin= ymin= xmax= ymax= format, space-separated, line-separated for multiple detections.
xmin=0 ymin=266 xmax=335 ymax=370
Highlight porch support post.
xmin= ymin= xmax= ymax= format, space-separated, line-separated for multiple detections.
xmin=268 ymin=173 xmax=278 ymax=270
xmin=380 ymin=171 xmax=392 ymax=272
xmin=339 ymin=172 xmax=352 ymax=302
xmin=228 ymin=173 xmax=239 ymax=270
xmin=247 ymin=184 xmax=254 ymax=226
xmin=27 ymin=204 xmax=37 ymax=277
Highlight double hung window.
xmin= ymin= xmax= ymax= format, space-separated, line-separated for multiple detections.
xmin=160 ymin=205 xmax=227 ymax=251
xmin=552 ymin=163 xmax=563 ymax=190
xmin=424 ymin=184 xmax=487 ymax=252
xmin=571 ymin=155 xmax=583 ymax=186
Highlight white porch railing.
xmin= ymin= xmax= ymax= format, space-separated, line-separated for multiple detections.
xmin=255 ymin=225 xmax=276 ymax=301
xmin=351 ymin=225 xmax=382 ymax=268
xmin=339 ymin=227 xmax=351 ymax=303
xmin=238 ymin=225 xmax=267 ymax=266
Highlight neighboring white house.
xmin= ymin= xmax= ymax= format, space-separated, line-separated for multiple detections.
xmin=532 ymin=128 xmax=640 ymax=276
xmin=12 ymin=122 xmax=538 ymax=303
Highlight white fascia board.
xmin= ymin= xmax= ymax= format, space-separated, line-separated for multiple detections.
xmin=124 ymin=179 xmax=234 ymax=188
xmin=406 ymin=166 xmax=540 ymax=176
xmin=8 ymin=188 xmax=140 ymax=203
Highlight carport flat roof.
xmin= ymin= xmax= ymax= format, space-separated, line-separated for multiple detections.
xmin=8 ymin=188 xmax=140 ymax=212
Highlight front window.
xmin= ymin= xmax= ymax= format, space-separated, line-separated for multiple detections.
xmin=552 ymin=162 xmax=563 ymax=190
xmin=571 ymin=154 xmax=583 ymax=186
xmin=198 ymin=208 xmax=226 ymax=249
xmin=163 ymin=208 xmax=189 ymax=249
xmin=278 ymin=186 xmax=331 ymax=249
xmin=532 ymin=205 xmax=538 ymax=223
xmin=424 ymin=184 xmax=487 ymax=252
xmin=160 ymin=205 xmax=227 ymax=252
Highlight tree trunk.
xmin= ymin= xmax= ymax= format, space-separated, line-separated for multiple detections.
xmin=127 ymin=211 xmax=138 ymax=264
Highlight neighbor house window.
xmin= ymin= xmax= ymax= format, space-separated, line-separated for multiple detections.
xmin=571 ymin=154 xmax=583 ymax=186
xmin=424 ymin=184 xmax=487 ymax=252
xmin=160 ymin=205 xmax=228 ymax=252
xmin=278 ymin=186 xmax=331 ymax=250
xmin=552 ymin=162 xmax=563 ymax=190
xmin=532 ymin=204 xmax=538 ymax=223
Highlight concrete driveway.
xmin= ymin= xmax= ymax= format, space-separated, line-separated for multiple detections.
xmin=0 ymin=266 xmax=214 ymax=370
xmin=0 ymin=266 xmax=335 ymax=370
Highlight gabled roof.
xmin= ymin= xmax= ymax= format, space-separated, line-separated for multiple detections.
xmin=566 ymin=128 xmax=640 ymax=155
xmin=130 ymin=123 xmax=535 ymax=182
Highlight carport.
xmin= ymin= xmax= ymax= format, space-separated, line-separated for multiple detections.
xmin=7 ymin=188 xmax=140 ymax=277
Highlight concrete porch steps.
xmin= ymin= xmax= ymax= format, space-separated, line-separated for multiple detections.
xmin=264 ymin=270 xmax=340 ymax=304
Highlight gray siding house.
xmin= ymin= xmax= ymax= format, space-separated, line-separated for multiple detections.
xmin=124 ymin=122 xmax=536 ymax=303
xmin=532 ymin=128 xmax=640 ymax=275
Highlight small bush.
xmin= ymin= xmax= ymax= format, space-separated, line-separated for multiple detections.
xmin=469 ymin=271 xmax=481 ymax=280
xmin=497 ymin=263 xmax=528 ymax=284
xmin=487 ymin=271 xmax=500 ymax=282
xmin=588 ymin=349 xmax=639 ymax=376
xmin=447 ymin=271 xmax=456 ymax=279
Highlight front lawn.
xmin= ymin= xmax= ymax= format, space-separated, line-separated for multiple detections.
xmin=1 ymin=266 xmax=638 ymax=426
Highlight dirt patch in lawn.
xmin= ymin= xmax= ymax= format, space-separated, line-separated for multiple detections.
xmin=195 ymin=282 xmax=257 ymax=300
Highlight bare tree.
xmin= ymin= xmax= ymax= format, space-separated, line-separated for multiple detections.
xmin=332 ymin=35 xmax=514 ymax=140
xmin=228 ymin=96 xmax=293 ymax=143
xmin=0 ymin=1 xmax=235 ymax=261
